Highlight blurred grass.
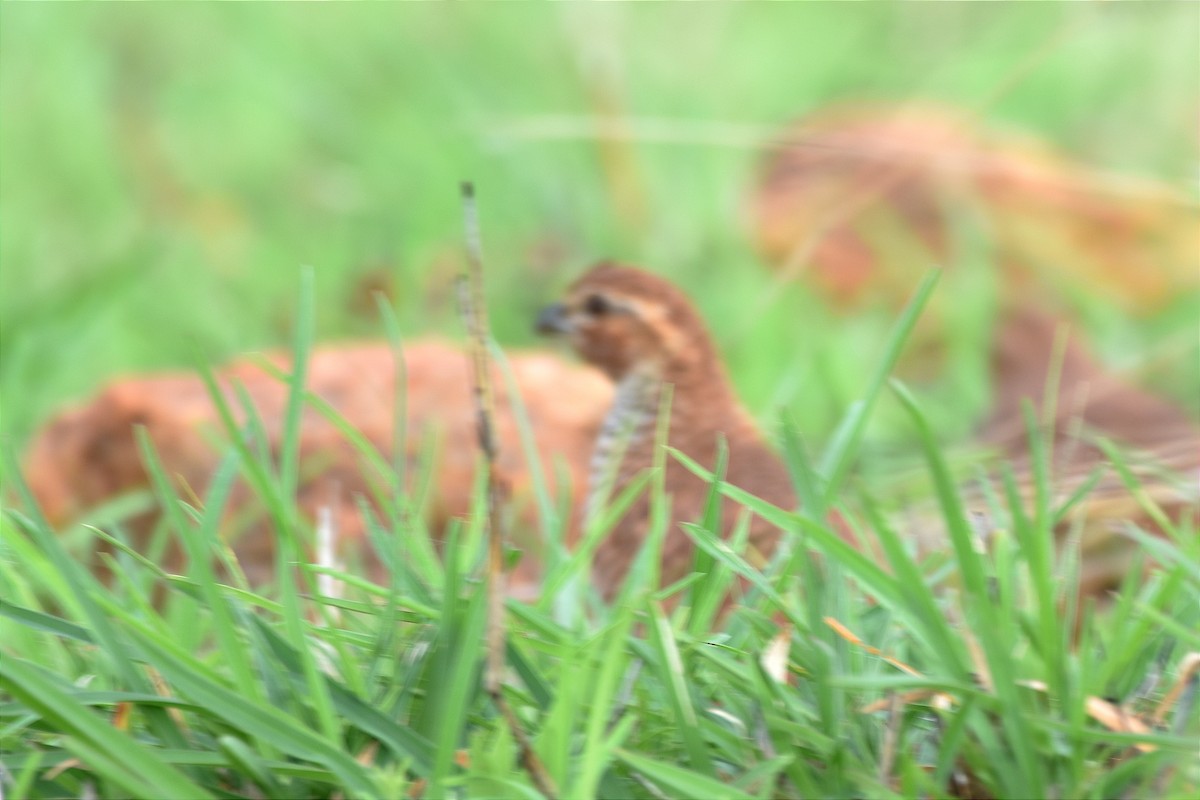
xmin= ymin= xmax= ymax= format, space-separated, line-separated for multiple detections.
xmin=1 ymin=2 xmax=1197 ymax=445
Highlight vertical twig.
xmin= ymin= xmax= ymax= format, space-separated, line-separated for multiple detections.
xmin=457 ymin=182 xmax=558 ymax=799
xmin=458 ymin=182 xmax=505 ymax=693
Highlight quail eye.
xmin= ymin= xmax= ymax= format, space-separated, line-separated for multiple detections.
xmin=584 ymin=294 xmax=611 ymax=316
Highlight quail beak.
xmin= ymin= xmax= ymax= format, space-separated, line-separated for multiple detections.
xmin=535 ymin=302 xmax=572 ymax=336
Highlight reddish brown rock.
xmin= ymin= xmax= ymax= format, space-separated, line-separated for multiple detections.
xmin=22 ymin=340 xmax=611 ymax=594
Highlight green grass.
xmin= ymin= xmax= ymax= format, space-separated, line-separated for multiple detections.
xmin=2 ymin=4 xmax=1199 ymax=799
xmin=3 ymin=268 xmax=1198 ymax=798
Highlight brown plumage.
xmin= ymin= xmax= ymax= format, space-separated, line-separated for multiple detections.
xmin=23 ymin=340 xmax=611 ymax=597
xmin=536 ymin=263 xmax=796 ymax=598
xmin=982 ymin=307 xmax=1199 ymax=464
xmin=750 ymin=102 xmax=1199 ymax=315
xmin=748 ymin=103 xmax=1200 ymax=598
xmin=980 ymin=308 xmax=1200 ymax=597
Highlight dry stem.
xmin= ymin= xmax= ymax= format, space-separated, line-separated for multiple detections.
xmin=457 ymin=181 xmax=558 ymax=799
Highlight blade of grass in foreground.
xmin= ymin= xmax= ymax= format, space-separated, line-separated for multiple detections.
xmin=134 ymin=429 xmax=264 ymax=711
xmin=246 ymin=614 xmax=436 ymax=775
xmin=571 ymin=605 xmax=638 ymax=798
xmin=856 ymin=492 xmax=970 ymax=682
xmin=0 ymin=656 xmax=213 ymax=800
xmin=538 ymin=469 xmax=655 ymax=612
xmin=118 ymin=620 xmax=380 ymax=798
xmin=492 ymin=339 xmax=565 ymax=558
xmin=616 ymin=748 xmax=754 ymax=800
xmin=645 ymin=600 xmax=716 ymax=777
xmin=818 ymin=270 xmax=939 ymax=502
xmin=670 ymin=448 xmax=905 ymax=615
xmin=1014 ymin=404 xmax=1070 ymax=696
xmin=1 ymin=451 xmax=190 ymax=752
xmin=374 ymin=293 xmax=409 ymax=503
xmin=892 ymin=380 xmax=1045 ymax=800
xmin=270 ymin=266 xmax=341 ymax=746
xmin=0 ymin=604 xmax=94 ymax=644
xmin=248 ymin=355 xmax=446 ymax=588
xmin=423 ymin=517 xmax=489 ymax=794
xmin=686 ymin=436 xmax=729 ymax=635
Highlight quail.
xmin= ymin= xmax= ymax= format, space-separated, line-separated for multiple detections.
xmin=750 ymin=101 xmax=1199 ymax=313
xmin=24 ymin=339 xmax=611 ymax=595
xmin=536 ymin=262 xmax=796 ymax=599
xmin=749 ymin=103 xmax=1200 ymax=597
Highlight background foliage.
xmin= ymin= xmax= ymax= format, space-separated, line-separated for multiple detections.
xmin=2 ymin=3 xmax=1197 ymax=443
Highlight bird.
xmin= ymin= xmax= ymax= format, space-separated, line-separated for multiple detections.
xmin=532 ymin=262 xmax=1199 ymax=610
xmin=536 ymin=262 xmax=797 ymax=600
xmin=977 ymin=307 xmax=1200 ymax=597
xmin=747 ymin=102 xmax=1200 ymax=599
xmin=24 ymin=339 xmax=611 ymax=597
xmin=749 ymin=101 xmax=1199 ymax=315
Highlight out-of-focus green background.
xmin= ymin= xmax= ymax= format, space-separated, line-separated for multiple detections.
xmin=2 ymin=3 xmax=1197 ymax=447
